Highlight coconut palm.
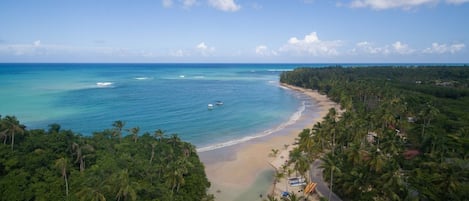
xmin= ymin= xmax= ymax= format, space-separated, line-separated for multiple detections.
xmin=0 ymin=129 xmax=7 ymax=145
xmin=71 ymin=142 xmax=95 ymax=172
xmin=168 ymin=134 xmax=181 ymax=148
xmin=48 ymin=123 xmax=61 ymax=134
xmin=149 ymin=141 xmax=157 ymax=165
xmin=128 ymin=127 xmax=139 ymax=143
xmin=271 ymin=167 xmax=285 ymax=196
xmin=55 ymin=157 xmax=70 ymax=197
xmin=1 ymin=116 xmax=25 ymax=150
xmin=154 ymin=129 xmax=165 ymax=141
xmin=269 ymin=149 xmax=280 ymax=158
xmin=113 ymin=169 xmax=137 ymax=201
xmin=165 ymin=157 xmax=192 ymax=193
xmin=320 ymin=152 xmax=341 ymax=201
xmin=76 ymin=186 xmax=107 ymax=201
xmin=112 ymin=120 xmax=126 ymax=142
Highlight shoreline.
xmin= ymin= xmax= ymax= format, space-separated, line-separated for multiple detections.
xmin=199 ymin=83 xmax=341 ymax=201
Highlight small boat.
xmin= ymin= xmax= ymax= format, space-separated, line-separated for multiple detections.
xmin=215 ymin=101 xmax=223 ymax=105
xmin=207 ymin=104 xmax=214 ymax=110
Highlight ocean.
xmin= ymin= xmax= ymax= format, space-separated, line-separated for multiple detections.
xmin=0 ymin=63 xmax=318 ymax=151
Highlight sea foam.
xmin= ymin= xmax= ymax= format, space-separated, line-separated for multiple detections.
xmin=96 ymin=82 xmax=114 ymax=87
xmin=135 ymin=77 xmax=152 ymax=80
xmin=196 ymin=100 xmax=306 ymax=152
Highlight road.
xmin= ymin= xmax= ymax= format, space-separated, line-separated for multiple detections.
xmin=309 ymin=159 xmax=342 ymax=201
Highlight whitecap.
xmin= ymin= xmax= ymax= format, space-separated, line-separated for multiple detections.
xmin=196 ymin=101 xmax=307 ymax=152
xmin=96 ymin=82 xmax=113 ymax=87
xmin=179 ymin=75 xmax=185 ymax=78
xmin=135 ymin=77 xmax=152 ymax=80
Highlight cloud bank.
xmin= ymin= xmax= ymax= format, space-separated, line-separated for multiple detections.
xmin=279 ymin=32 xmax=342 ymax=56
xmin=208 ymin=0 xmax=240 ymax=12
xmin=349 ymin=0 xmax=469 ymax=10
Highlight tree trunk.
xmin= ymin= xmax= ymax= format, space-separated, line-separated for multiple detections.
xmin=11 ymin=133 xmax=14 ymax=150
xmin=64 ymin=173 xmax=69 ymax=196
xmin=80 ymin=158 xmax=84 ymax=172
xmin=329 ymin=170 xmax=334 ymax=201
xmin=271 ymin=180 xmax=276 ymax=196
xmin=150 ymin=147 xmax=155 ymax=164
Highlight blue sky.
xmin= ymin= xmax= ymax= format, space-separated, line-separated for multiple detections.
xmin=0 ymin=0 xmax=468 ymax=63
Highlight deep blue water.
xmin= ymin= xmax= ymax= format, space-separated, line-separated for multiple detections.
xmin=0 ymin=63 xmax=318 ymax=150
xmin=2 ymin=63 xmax=463 ymax=150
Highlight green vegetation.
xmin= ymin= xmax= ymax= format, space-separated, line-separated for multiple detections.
xmin=0 ymin=117 xmax=213 ymax=201
xmin=281 ymin=66 xmax=469 ymax=201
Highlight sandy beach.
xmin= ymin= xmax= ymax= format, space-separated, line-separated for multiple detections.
xmin=199 ymin=83 xmax=340 ymax=201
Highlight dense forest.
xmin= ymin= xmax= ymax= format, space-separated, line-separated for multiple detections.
xmin=281 ymin=66 xmax=469 ymax=201
xmin=0 ymin=117 xmax=213 ymax=201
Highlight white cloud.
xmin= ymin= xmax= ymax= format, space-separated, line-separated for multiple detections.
xmin=196 ymin=42 xmax=215 ymax=55
xmin=446 ymin=0 xmax=469 ymax=4
xmin=162 ymin=0 xmax=197 ymax=9
xmin=423 ymin=42 xmax=466 ymax=54
xmin=33 ymin=40 xmax=41 ymax=47
xmin=352 ymin=41 xmax=414 ymax=55
xmin=353 ymin=41 xmax=390 ymax=54
xmin=197 ymin=42 xmax=208 ymax=50
xmin=392 ymin=41 xmax=414 ymax=54
xmin=183 ymin=0 xmax=197 ymax=8
xmin=350 ymin=0 xmax=437 ymax=10
xmin=0 ymin=41 xmax=152 ymax=59
xmin=279 ymin=32 xmax=342 ymax=56
xmin=162 ymin=0 xmax=173 ymax=8
xmin=255 ymin=45 xmax=277 ymax=56
xmin=349 ymin=0 xmax=469 ymax=10
xmin=208 ymin=0 xmax=241 ymax=12
xmin=170 ymin=49 xmax=189 ymax=57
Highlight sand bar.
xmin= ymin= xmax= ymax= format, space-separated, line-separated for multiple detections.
xmin=199 ymin=83 xmax=340 ymax=201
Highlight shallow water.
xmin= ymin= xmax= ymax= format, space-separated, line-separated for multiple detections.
xmin=0 ymin=63 xmax=310 ymax=150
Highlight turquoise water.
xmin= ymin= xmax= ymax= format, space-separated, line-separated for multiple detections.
xmin=0 ymin=63 xmax=314 ymax=150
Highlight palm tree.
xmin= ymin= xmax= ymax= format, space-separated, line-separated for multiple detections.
xmin=0 ymin=129 xmax=7 ymax=145
xmin=154 ymin=129 xmax=165 ymax=141
xmin=289 ymin=148 xmax=310 ymax=179
xmin=48 ymin=123 xmax=61 ymax=134
xmin=128 ymin=127 xmax=139 ymax=143
xmin=55 ymin=157 xmax=70 ymax=197
xmin=76 ymin=187 xmax=107 ymax=201
xmin=2 ymin=116 xmax=25 ymax=150
xmin=149 ymin=141 xmax=157 ymax=165
xmin=269 ymin=149 xmax=280 ymax=158
xmin=181 ymin=142 xmax=195 ymax=157
xmin=168 ymin=134 xmax=181 ymax=148
xmin=271 ymin=167 xmax=285 ymax=196
xmin=112 ymin=120 xmax=126 ymax=142
xmin=321 ymin=152 xmax=341 ymax=201
xmin=113 ymin=169 xmax=137 ymax=201
xmin=165 ymin=157 xmax=192 ymax=193
xmin=418 ymin=102 xmax=439 ymax=139
xmin=71 ymin=142 xmax=95 ymax=172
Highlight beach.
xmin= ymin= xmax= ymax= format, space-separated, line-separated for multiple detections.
xmin=199 ymin=84 xmax=341 ymax=201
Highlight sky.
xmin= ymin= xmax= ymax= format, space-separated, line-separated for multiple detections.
xmin=0 ymin=0 xmax=468 ymax=63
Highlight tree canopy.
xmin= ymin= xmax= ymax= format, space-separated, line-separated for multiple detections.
xmin=0 ymin=118 xmax=213 ymax=201
xmin=281 ymin=66 xmax=469 ymax=201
